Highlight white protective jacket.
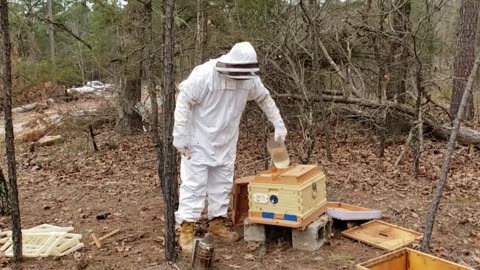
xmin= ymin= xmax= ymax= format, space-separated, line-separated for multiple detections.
xmin=173 ymin=58 xmax=286 ymax=166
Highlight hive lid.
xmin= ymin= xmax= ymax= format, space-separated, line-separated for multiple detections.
xmin=326 ymin=202 xmax=382 ymax=221
xmin=252 ymin=164 xmax=323 ymax=185
xmin=342 ymin=220 xmax=423 ymax=251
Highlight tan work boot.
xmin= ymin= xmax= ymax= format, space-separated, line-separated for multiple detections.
xmin=178 ymin=222 xmax=195 ymax=254
xmin=208 ymin=217 xmax=239 ymax=242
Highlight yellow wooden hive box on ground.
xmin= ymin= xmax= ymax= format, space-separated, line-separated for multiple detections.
xmin=248 ymin=164 xmax=327 ymax=230
xmin=356 ymin=248 xmax=474 ymax=270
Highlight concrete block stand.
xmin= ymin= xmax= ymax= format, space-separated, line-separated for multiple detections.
xmin=244 ymin=214 xmax=333 ymax=252
xmin=243 ymin=217 xmax=266 ymax=242
xmin=292 ymin=214 xmax=332 ymax=251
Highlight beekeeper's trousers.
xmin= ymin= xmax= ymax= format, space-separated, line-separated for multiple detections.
xmin=175 ymin=158 xmax=234 ymax=224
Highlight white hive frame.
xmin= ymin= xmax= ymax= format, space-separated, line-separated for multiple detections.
xmin=0 ymin=224 xmax=84 ymax=257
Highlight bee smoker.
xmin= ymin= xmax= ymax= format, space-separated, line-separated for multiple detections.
xmin=191 ymin=233 xmax=215 ymax=270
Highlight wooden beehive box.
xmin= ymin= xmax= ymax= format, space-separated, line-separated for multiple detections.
xmin=356 ymin=248 xmax=474 ymax=270
xmin=248 ymin=165 xmax=327 ymax=230
xmin=232 ymin=176 xmax=254 ymax=226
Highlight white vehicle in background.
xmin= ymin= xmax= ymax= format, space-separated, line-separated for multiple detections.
xmin=87 ymin=81 xmax=112 ymax=90
xmin=67 ymin=81 xmax=112 ymax=94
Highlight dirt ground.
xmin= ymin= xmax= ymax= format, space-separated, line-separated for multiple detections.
xmin=1 ymin=99 xmax=480 ymax=270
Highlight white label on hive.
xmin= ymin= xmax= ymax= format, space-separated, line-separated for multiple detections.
xmin=253 ymin=193 xmax=268 ymax=204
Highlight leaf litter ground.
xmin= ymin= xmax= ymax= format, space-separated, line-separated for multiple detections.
xmin=1 ymin=120 xmax=480 ymax=270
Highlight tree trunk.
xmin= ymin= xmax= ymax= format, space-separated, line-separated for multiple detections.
xmin=450 ymin=0 xmax=478 ymax=120
xmin=385 ymin=0 xmax=411 ymax=103
xmin=142 ymin=0 xmax=165 ymax=194
xmin=0 ymin=167 xmax=10 ymax=216
xmin=0 ymin=0 xmax=23 ymax=261
xmin=163 ymin=0 xmax=178 ymax=262
xmin=421 ymin=51 xmax=480 ymax=252
xmin=306 ymin=19 xmax=332 ymax=162
xmin=47 ymin=0 xmax=55 ymax=60
xmin=384 ymin=0 xmax=412 ymax=149
xmin=413 ymin=66 xmax=423 ymax=178
xmin=297 ymin=3 xmax=331 ymax=163
xmin=375 ymin=0 xmax=388 ymax=158
xmin=82 ymin=0 xmax=88 ymax=30
xmin=194 ymin=0 xmax=207 ymax=66
xmin=117 ymin=79 xmax=143 ymax=135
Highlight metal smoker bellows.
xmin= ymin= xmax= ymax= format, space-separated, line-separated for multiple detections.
xmin=191 ymin=233 xmax=215 ymax=270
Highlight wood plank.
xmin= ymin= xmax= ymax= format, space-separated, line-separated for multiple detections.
xmin=252 ymin=165 xmax=325 ymax=185
xmin=298 ymin=204 xmax=327 ymax=231
xmin=250 ymin=211 xmax=285 ymax=220
xmin=356 ymin=248 xmax=407 ymax=270
xmin=232 ymin=176 xmax=254 ymax=226
xmin=407 ymin=248 xmax=474 ymax=270
xmin=234 ymin=176 xmax=254 ymax=185
xmin=89 ymin=229 xmax=120 ymax=245
xmin=368 ymin=255 xmax=406 ymax=270
xmin=249 ymin=216 xmax=301 ymax=228
xmin=90 ymin=233 xmax=102 ymax=248
xmin=97 ymin=229 xmax=120 ymax=241
xmin=327 ymin=202 xmax=374 ymax=211
xmin=280 ymin=165 xmax=316 ymax=177
xmin=342 ymin=220 xmax=422 ymax=251
xmin=280 ymin=165 xmax=319 ymax=183
xmin=356 ymin=248 xmax=474 ymax=270
xmin=249 ymin=204 xmax=327 ymax=230
xmin=254 ymin=167 xmax=290 ymax=183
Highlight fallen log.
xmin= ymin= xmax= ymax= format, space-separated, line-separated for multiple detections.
xmin=434 ymin=125 xmax=480 ymax=146
xmin=37 ymin=135 xmax=64 ymax=147
xmin=12 ymin=102 xmax=37 ymax=113
xmin=273 ymin=94 xmax=480 ymax=147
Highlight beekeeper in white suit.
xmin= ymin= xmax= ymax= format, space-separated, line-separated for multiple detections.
xmin=173 ymin=42 xmax=287 ymax=253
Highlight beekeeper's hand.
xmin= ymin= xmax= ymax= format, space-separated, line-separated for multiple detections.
xmin=274 ymin=124 xmax=287 ymax=143
xmin=173 ymin=136 xmax=189 ymax=156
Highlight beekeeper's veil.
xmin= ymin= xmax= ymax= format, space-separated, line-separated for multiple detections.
xmin=215 ymin=42 xmax=260 ymax=79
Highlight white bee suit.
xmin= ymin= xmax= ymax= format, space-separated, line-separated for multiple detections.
xmin=173 ymin=42 xmax=287 ymax=224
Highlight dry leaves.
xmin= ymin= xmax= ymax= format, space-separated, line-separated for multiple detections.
xmin=246 ymin=241 xmax=262 ymax=251
xmin=472 ymin=256 xmax=480 ymax=264
xmin=7 ymin=115 xmax=480 ymax=269
xmin=115 ymin=241 xmax=131 ymax=253
xmin=244 ymin=254 xmax=255 ymax=261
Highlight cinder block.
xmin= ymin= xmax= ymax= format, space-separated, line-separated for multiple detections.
xmin=243 ymin=218 xmax=266 ymax=242
xmin=292 ymin=214 xmax=332 ymax=251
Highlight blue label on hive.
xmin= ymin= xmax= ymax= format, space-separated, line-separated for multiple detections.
xmin=284 ymin=214 xmax=297 ymax=221
xmin=262 ymin=212 xmax=275 ymax=219
xmin=270 ymin=195 xmax=278 ymax=204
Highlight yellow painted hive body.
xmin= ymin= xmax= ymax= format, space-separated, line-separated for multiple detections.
xmin=356 ymin=248 xmax=474 ymax=270
xmin=248 ymin=165 xmax=327 ymax=229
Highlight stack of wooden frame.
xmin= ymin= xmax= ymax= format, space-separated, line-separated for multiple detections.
xmin=0 ymin=224 xmax=84 ymax=257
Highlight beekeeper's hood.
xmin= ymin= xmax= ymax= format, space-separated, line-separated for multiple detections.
xmin=215 ymin=42 xmax=260 ymax=79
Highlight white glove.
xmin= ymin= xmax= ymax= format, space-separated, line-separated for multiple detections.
xmin=274 ymin=124 xmax=287 ymax=143
xmin=173 ymin=136 xmax=188 ymax=156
